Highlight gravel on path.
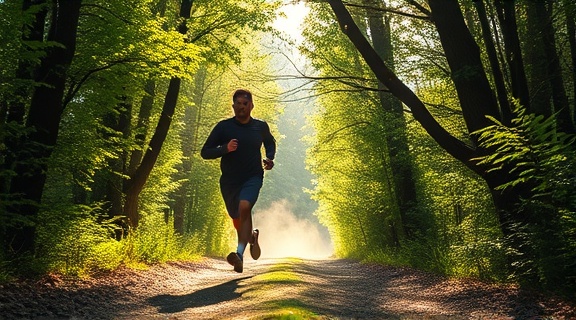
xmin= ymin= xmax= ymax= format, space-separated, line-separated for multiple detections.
xmin=0 ymin=257 xmax=574 ymax=319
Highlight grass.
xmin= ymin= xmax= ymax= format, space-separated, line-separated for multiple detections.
xmin=246 ymin=258 xmax=327 ymax=319
xmin=251 ymin=308 xmax=327 ymax=319
xmin=250 ymin=298 xmax=326 ymax=320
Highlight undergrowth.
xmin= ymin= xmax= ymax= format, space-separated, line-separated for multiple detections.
xmin=0 ymin=204 xmax=205 ymax=279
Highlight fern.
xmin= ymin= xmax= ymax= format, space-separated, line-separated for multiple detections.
xmin=474 ymin=105 xmax=575 ymax=194
xmin=474 ymin=104 xmax=576 ymax=295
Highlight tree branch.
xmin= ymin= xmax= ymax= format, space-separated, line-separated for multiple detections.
xmin=342 ymin=1 xmax=430 ymax=21
xmin=327 ymin=0 xmax=480 ymax=175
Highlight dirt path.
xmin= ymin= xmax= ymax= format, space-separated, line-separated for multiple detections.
xmin=1 ymin=257 xmax=574 ymax=319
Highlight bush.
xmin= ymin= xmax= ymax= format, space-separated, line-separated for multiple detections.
xmin=34 ymin=204 xmax=203 ymax=277
xmin=124 ymin=213 xmax=202 ymax=265
xmin=36 ymin=203 xmax=122 ymax=276
xmin=475 ymin=105 xmax=576 ymax=295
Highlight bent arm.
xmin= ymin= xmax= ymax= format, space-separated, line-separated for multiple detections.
xmin=262 ymin=122 xmax=276 ymax=160
xmin=201 ymin=125 xmax=228 ymax=159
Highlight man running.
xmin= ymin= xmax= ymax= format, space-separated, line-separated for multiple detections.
xmin=200 ymin=89 xmax=276 ymax=273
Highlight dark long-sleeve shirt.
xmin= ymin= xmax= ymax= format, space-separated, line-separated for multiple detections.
xmin=201 ymin=117 xmax=276 ymax=185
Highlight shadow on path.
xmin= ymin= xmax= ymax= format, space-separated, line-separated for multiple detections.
xmin=288 ymin=259 xmax=552 ymax=319
xmin=148 ymin=276 xmax=252 ymax=313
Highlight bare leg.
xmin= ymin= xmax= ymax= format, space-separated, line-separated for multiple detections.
xmin=226 ymin=201 xmax=252 ymax=273
xmin=237 ymin=200 xmax=253 ymax=256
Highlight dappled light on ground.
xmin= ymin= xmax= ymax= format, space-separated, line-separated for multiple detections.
xmin=254 ymin=200 xmax=333 ymax=259
xmin=3 ymin=258 xmax=573 ymax=319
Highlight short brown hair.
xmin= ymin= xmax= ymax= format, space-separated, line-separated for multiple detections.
xmin=233 ymin=89 xmax=252 ymax=102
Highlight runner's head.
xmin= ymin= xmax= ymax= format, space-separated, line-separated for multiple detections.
xmin=232 ymin=89 xmax=254 ymax=123
xmin=233 ymin=89 xmax=252 ymax=103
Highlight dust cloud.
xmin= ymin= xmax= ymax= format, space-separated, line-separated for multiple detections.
xmin=253 ymin=200 xmax=333 ymax=259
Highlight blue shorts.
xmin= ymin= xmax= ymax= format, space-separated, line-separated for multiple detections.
xmin=220 ymin=176 xmax=263 ymax=219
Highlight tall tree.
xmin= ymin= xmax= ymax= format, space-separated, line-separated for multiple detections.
xmin=494 ymin=0 xmax=530 ymax=111
xmin=300 ymin=2 xmax=405 ymax=255
xmin=473 ymin=0 xmax=512 ymax=124
xmin=363 ymin=0 xmax=414 ymax=241
xmin=1 ymin=0 xmax=48 ymax=231
xmin=524 ymin=0 xmax=574 ymax=133
xmin=327 ymin=0 xmax=477 ymax=170
xmin=171 ymin=65 xmax=207 ymax=234
xmin=566 ymin=1 xmax=576 ymax=125
xmin=5 ymin=0 xmax=82 ymax=257
xmin=122 ymin=0 xmax=194 ymax=229
xmin=325 ymin=0 xmax=574 ymax=286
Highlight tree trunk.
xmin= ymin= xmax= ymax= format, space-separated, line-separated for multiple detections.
xmin=428 ymin=0 xmax=500 ymax=135
xmin=364 ymin=0 xmax=412 ymax=241
xmin=125 ymin=0 xmax=166 ymax=178
xmin=525 ymin=1 xmax=574 ymax=133
xmin=172 ymin=65 xmax=207 ymax=234
xmin=6 ymin=0 xmax=82 ymax=256
xmin=566 ymin=1 xmax=576 ymax=127
xmin=538 ymin=1 xmax=573 ymax=133
xmin=0 ymin=0 xmax=48 ymax=197
xmin=171 ymin=99 xmax=194 ymax=234
xmin=494 ymin=0 xmax=530 ymax=110
xmin=474 ymin=0 xmax=512 ymax=124
xmin=122 ymin=0 xmax=193 ymax=229
xmin=8 ymin=0 xmax=47 ymax=124
xmin=524 ymin=1 xmax=553 ymax=119
xmin=425 ymin=2 xmax=534 ymax=254
xmin=109 ymin=96 xmax=133 ymax=218
xmin=127 ymin=80 xmax=155 ymax=176
xmin=123 ymin=77 xmax=182 ymax=229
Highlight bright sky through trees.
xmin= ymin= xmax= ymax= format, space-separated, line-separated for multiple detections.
xmin=252 ymin=2 xmax=334 ymax=259
xmin=273 ymin=2 xmax=309 ymax=45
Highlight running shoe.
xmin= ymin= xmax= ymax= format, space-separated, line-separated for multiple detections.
xmin=249 ymin=229 xmax=261 ymax=260
xmin=226 ymin=252 xmax=243 ymax=273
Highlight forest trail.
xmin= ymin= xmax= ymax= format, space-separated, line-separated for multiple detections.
xmin=1 ymin=257 xmax=574 ymax=319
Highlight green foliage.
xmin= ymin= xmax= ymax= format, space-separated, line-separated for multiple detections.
xmin=447 ymin=217 xmax=508 ymax=280
xmin=0 ymin=1 xmax=50 ymax=98
xmin=474 ymin=105 xmax=576 ymax=295
xmin=1 ymin=0 xmax=283 ymax=278
xmin=125 ymin=214 xmax=201 ymax=265
xmin=300 ymin=3 xmax=400 ymax=258
xmin=33 ymin=205 xmax=202 ymax=277
xmin=34 ymin=204 xmax=202 ymax=277
xmin=139 ymin=91 xmax=185 ymax=215
xmin=299 ymin=1 xmax=513 ymax=285
xmin=189 ymin=0 xmax=281 ymax=65
xmin=411 ymin=141 xmax=506 ymax=280
xmin=475 ymin=106 xmax=575 ymax=193
xmin=307 ymin=91 xmax=392 ymax=257
xmin=74 ymin=0 xmax=203 ymax=82
xmin=187 ymin=152 xmax=233 ymax=256
xmin=36 ymin=203 xmax=123 ymax=277
xmin=301 ymin=2 xmax=506 ymax=284
xmin=0 ymin=260 xmax=11 ymax=283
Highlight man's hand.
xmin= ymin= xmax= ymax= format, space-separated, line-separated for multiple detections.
xmin=263 ymin=158 xmax=274 ymax=170
xmin=227 ymin=139 xmax=238 ymax=152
